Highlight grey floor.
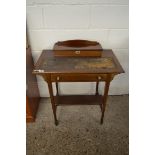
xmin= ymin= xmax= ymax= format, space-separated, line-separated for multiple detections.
xmin=27 ymin=95 xmax=129 ymax=155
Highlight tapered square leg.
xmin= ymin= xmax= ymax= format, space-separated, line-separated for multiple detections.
xmin=100 ymin=81 xmax=110 ymax=124
xmin=47 ymin=82 xmax=58 ymax=125
xmin=56 ymin=82 xmax=59 ymax=96
xmin=96 ymin=81 xmax=99 ymax=95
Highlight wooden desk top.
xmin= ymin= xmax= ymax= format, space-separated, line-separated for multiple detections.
xmin=33 ymin=50 xmax=124 ymax=74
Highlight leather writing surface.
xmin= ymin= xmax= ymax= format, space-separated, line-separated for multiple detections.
xmin=42 ymin=57 xmax=115 ymax=70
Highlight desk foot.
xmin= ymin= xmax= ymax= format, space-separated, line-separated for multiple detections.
xmin=55 ymin=120 xmax=58 ymax=126
xmin=100 ymin=118 xmax=103 ymax=124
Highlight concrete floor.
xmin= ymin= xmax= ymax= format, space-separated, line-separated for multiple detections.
xmin=27 ymin=95 xmax=129 ymax=155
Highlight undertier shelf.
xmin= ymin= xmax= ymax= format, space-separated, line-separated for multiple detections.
xmin=54 ymin=95 xmax=103 ymax=106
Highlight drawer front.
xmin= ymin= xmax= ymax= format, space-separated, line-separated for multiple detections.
xmin=51 ymin=74 xmax=108 ymax=82
xmin=54 ymin=50 xmax=102 ymax=57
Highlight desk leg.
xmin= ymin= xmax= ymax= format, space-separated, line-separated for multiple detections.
xmin=56 ymin=82 xmax=59 ymax=96
xmin=96 ymin=81 xmax=99 ymax=95
xmin=100 ymin=81 xmax=110 ymax=124
xmin=96 ymin=81 xmax=102 ymax=111
xmin=47 ymin=82 xmax=58 ymax=125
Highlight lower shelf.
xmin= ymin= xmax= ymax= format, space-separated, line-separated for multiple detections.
xmin=54 ymin=95 xmax=103 ymax=106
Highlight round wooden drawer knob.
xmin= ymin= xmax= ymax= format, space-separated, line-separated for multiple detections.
xmin=75 ymin=50 xmax=80 ymax=54
xmin=98 ymin=76 xmax=102 ymax=80
xmin=57 ymin=76 xmax=60 ymax=81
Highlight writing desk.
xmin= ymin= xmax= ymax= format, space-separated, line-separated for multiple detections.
xmin=33 ymin=49 xmax=124 ymax=125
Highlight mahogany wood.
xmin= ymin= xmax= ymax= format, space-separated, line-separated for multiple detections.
xmin=33 ymin=50 xmax=124 ymax=74
xmin=55 ymin=95 xmax=102 ymax=106
xmin=56 ymin=82 xmax=59 ymax=96
xmin=53 ymin=40 xmax=103 ymax=57
xmin=33 ymin=40 xmax=124 ymax=125
xmin=100 ymin=79 xmax=111 ymax=124
xmin=96 ymin=81 xmax=99 ymax=95
xmin=47 ymin=81 xmax=58 ymax=125
xmin=50 ymin=74 xmax=110 ymax=82
xmin=53 ymin=50 xmax=102 ymax=57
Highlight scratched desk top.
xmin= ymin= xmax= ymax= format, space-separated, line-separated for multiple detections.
xmin=33 ymin=50 xmax=124 ymax=74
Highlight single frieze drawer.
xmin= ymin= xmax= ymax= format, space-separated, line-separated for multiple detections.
xmin=50 ymin=74 xmax=109 ymax=82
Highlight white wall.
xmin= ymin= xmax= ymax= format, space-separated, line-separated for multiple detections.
xmin=26 ymin=0 xmax=129 ymax=97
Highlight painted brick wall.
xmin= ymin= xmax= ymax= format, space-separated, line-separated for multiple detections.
xmin=26 ymin=0 xmax=129 ymax=97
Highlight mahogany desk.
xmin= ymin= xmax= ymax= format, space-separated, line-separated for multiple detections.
xmin=33 ymin=50 xmax=124 ymax=125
